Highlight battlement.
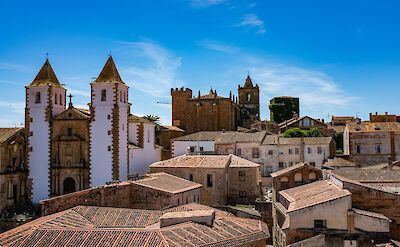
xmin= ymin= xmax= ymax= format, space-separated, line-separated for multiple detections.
xmin=171 ymin=87 xmax=192 ymax=96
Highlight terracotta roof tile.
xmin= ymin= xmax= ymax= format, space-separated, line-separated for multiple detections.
xmin=0 ymin=128 xmax=23 ymax=143
xmin=93 ymin=56 xmax=124 ymax=84
xmin=133 ymin=173 xmax=202 ymax=194
xmin=347 ymin=122 xmax=400 ymax=132
xmin=30 ymin=59 xmax=64 ymax=88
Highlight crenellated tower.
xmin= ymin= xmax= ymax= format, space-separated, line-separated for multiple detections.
xmin=25 ymin=59 xmax=66 ymax=202
xmin=90 ymin=56 xmax=129 ymax=186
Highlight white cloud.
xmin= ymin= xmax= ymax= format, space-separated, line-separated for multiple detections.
xmin=116 ymin=40 xmax=182 ymax=98
xmin=190 ymin=0 xmax=226 ymax=7
xmin=196 ymin=39 xmax=238 ymax=53
xmin=237 ymin=14 xmax=266 ymax=34
xmin=247 ymin=63 xmax=358 ymax=118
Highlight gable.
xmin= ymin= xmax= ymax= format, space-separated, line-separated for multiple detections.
xmin=53 ymin=107 xmax=90 ymax=120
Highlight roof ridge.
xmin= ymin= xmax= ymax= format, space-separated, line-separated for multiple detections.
xmin=30 ymin=59 xmax=63 ymax=87
xmin=93 ymin=56 xmax=124 ymax=84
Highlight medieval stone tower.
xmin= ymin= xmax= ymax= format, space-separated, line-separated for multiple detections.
xmin=238 ymin=75 xmax=260 ymax=128
xmin=26 ymin=59 xmax=66 ymax=202
xmin=90 ymin=56 xmax=129 ymax=187
xmin=171 ymin=87 xmax=192 ymax=131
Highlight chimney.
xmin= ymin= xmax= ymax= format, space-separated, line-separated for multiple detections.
xmin=388 ymin=156 xmax=393 ymax=170
xmin=160 ymin=210 xmax=215 ymax=227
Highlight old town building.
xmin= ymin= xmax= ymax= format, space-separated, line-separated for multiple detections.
xmin=171 ymin=76 xmax=260 ymax=134
xmin=25 ymin=56 xmax=130 ymax=203
xmin=40 ymin=172 xmax=202 ymax=215
xmin=0 ymin=128 xmax=28 ymax=212
xmin=149 ymin=154 xmax=261 ymax=206
xmin=0 ymin=203 xmax=269 ymax=247
xmin=50 ymin=101 xmax=91 ymax=197
xmin=128 ymin=115 xmax=162 ymax=176
xmin=156 ymin=125 xmax=185 ymax=160
xmin=344 ymin=119 xmax=400 ymax=166
xmin=278 ymin=115 xmax=333 ymax=136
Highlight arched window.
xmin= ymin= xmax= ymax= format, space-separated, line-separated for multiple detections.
xmin=54 ymin=94 xmax=58 ymax=104
xmin=35 ymin=92 xmax=41 ymax=103
xmin=59 ymin=94 xmax=62 ymax=105
xmin=294 ymin=173 xmax=303 ymax=182
xmin=280 ymin=176 xmax=289 ymax=183
xmin=101 ymin=89 xmax=107 ymax=101
xmin=246 ymin=93 xmax=251 ymax=101
xmin=309 ymin=172 xmax=317 ymax=181
xmin=63 ymin=177 xmax=76 ymax=194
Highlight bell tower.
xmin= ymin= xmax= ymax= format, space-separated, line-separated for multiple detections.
xmin=26 ymin=59 xmax=66 ymax=202
xmin=90 ymin=56 xmax=129 ymax=186
xmin=238 ymin=75 xmax=260 ymax=128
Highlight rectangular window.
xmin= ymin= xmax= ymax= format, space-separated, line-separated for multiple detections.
xmin=317 ymin=147 xmax=322 ymax=154
xmin=314 ymin=220 xmax=327 ymax=229
xmin=108 ymin=146 xmax=111 ymax=151
xmin=189 ymin=173 xmax=193 ymax=181
xmin=189 ymin=146 xmax=196 ymax=153
xmin=199 ymin=146 xmax=204 ymax=152
xmin=356 ymin=145 xmax=361 ymax=154
xmin=239 ymin=191 xmax=246 ymax=198
xmin=107 ymin=115 xmax=111 ymax=120
xmin=237 ymin=148 xmax=242 ymax=156
xmin=108 ymin=130 xmax=111 ymax=135
xmin=279 ymin=162 xmax=284 ymax=168
xmin=288 ymin=149 xmax=293 ymax=154
xmin=239 ymin=170 xmax=246 ymax=181
xmin=67 ymin=128 xmax=72 ymax=137
xmin=376 ymin=144 xmax=381 ymax=153
xmin=252 ymin=148 xmax=260 ymax=158
xmin=310 ymin=162 xmax=316 ymax=167
xmin=268 ymin=150 xmax=273 ymax=155
xmin=207 ymin=174 xmax=213 ymax=187
xmin=307 ymin=147 xmax=312 ymax=154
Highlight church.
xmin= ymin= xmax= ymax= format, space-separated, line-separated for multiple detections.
xmin=26 ymin=56 xmax=130 ymax=203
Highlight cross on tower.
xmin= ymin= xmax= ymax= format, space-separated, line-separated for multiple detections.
xmin=68 ymin=93 xmax=74 ymax=108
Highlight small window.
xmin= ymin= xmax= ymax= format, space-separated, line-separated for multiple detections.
xmin=177 ymin=198 xmax=180 ymax=205
xmin=120 ymin=90 xmax=122 ymax=102
xmin=239 ymin=170 xmax=246 ymax=181
xmin=193 ymin=194 xmax=196 ymax=202
xmin=310 ymin=162 xmax=316 ymax=167
xmin=54 ymin=94 xmax=58 ymax=104
xmin=376 ymin=144 xmax=381 ymax=153
xmin=108 ymin=130 xmax=111 ymax=135
xmin=207 ymin=174 xmax=213 ymax=187
xmin=279 ymin=162 xmax=284 ymax=168
xmin=101 ymin=89 xmax=107 ymax=101
xmin=309 ymin=172 xmax=317 ymax=181
xmin=189 ymin=174 xmax=193 ymax=181
xmin=189 ymin=146 xmax=195 ymax=153
xmin=294 ymin=173 xmax=303 ymax=182
xmin=252 ymin=148 xmax=259 ymax=158
xmin=356 ymin=145 xmax=361 ymax=154
xmin=124 ymin=92 xmax=126 ymax=103
xmin=246 ymin=93 xmax=251 ymax=102
xmin=199 ymin=146 xmax=204 ymax=152
xmin=107 ymin=115 xmax=111 ymax=120
xmin=35 ymin=92 xmax=41 ymax=103
xmin=280 ymin=176 xmax=289 ymax=183
xmin=67 ymin=128 xmax=72 ymax=137
xmin=314 ymin=220 xmax=327 ymax=229
xmin=307 ymin=147 xmax=312 ymax=154
xmin=59 ymin=94 xmax=62 ymax=104
xmin=317 ymin=147 xmax=322 ymax=154
xmin=268 ymin=150 xmax=273 ymax=155
xmin=239 ymin=191 xmax=246 ymax=198
xmin=237 ymin=148 xmax=242 ymax=156
xmin=288 ymin=149 xmax=293 ymax=154
xmin=108 ymin=146 xmax=111 ymax=151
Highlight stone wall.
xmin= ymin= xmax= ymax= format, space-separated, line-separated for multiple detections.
xmin=228 ymin=166 xmax=260 ymax=205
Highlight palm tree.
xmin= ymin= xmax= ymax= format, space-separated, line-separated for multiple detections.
xmin=143 ymin=115 xmax=161 ymax=125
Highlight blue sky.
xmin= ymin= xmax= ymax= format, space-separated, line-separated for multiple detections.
xmin=1 ymin=0 xmax=400 ymax=127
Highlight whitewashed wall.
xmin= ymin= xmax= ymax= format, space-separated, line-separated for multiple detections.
xmin=172 ymin=140 xmax=215 ymax=157
xmin=118 ymin=84 xmax=129 ymax=181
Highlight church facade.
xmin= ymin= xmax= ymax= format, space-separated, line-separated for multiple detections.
xmin=25 ymin=56 xmax=130 ymax=203
xmin=171 ymin=75 xmax=260 ymax=134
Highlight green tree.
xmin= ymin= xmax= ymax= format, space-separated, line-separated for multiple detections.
xmin=143 ymin=115 xmax=161 ymax=125
xmin=308 ymin=127 xmax=321 ymax=137
xmin=282 ymin=128 xmax=308 ymax=137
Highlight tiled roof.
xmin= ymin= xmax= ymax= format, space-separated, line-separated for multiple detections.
xmin=172 ymin=131 xmax=226 ymax=141
xmin=129 ymin=115 xmax=154 ymax=124
xmin=331 ymin=169 xmax=400 ymax=182
xmin=93 ymin=56 xmax=124 ymax=84
xmin=150 ymin=154 xmax=259 ymax=169
xmin=30 ymin=59 xmax=64 ymax=88
xmin=0 ymin=204 xmax=269 ymax=247
xmin=133 ymin=173 xmax=202 ymax=194
xmin=362 ymin=161 xmax=400 ymax=170
xmin=352 ymin=208 xmax=390 ymax=221
xmin=279 ymin=180 xmax=351 ymax=212
xmin=323 ymin=157 xmax=357 ymax=168
xmin=347 ymin=122 xmax=400 ymax=133
xmin=271 ymin=163 xmax=321 ymax=178
xmin=161 ymin=126 xmax=185 ymax=132
xmin=215 ymin=131 xmax=268 ymax=144
xmin=0 ymin=128 xmax=23 ymax=144
xmin=278 ymin=116 xmax=326 ymax=128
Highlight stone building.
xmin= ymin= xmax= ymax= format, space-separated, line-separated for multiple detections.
xmin=40 ymin=172 xmax=202 ymax=215
xmin=269 ymin=96 xmax=299 ymax=124
xmin=278 ymin=115 xmax=333 ymax=136
xmin=50 ymin=102 xmax=91 ymax=197
xmin=171 ymin=75 xmax=260 ymax=134
xmin=343 ymin=120 xmax=400 ymax=166
xmin=128 ymin=115 xmax=162 ymax=176
xmin=0 ymin=128 xmax=28 ymax=212
xmin=156 ymin=125 xmax=185 ymax=160
xmin=1 ymin=203 xmax=269 ymax=247
xmin=149 ymin=154 xmax=261 ymax=206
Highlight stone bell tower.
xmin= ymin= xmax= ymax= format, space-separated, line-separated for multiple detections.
xmin=238 ymin=75 xmax=260 ymax=128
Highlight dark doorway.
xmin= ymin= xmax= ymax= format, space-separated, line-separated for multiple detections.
xmin=12 ymin=184 xmax=17 ymax=205
xmin=63 ymin=177 xmax=76 ymax=194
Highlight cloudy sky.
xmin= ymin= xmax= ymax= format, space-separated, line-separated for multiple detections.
xmin=1 ymin=0 xmax=400 ymax=127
